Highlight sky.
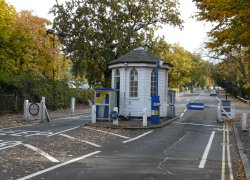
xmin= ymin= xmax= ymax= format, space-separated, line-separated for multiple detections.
xmin=7 ymin=0 xmax=212 ymax=53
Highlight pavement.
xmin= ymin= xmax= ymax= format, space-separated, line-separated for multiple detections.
xmin=217 ymin=92 xmax=250 ymax=180
xmin=1 ymin=92 xmax=250 ymax=178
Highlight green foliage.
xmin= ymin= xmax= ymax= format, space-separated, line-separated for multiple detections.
xmin=193 ymin=0 xmax=250 ymax=55
xmin=50 ymin=0 xmax=183 ymax=87
xmin=150 ymin=38 xmax=213 ymax=90
xmin=0 ymin=74 xmax=94 ymax=112
xmin=193 ymin=0 xmax=250 ymax=98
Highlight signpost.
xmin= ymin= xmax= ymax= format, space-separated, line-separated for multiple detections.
xmin=186 ymin=103 xmax=209 ymax=110
xmin=29 ymin=103 xmax=40 ymax=116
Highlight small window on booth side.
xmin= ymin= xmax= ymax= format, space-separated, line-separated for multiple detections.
xmin=115 ymin=69 xmax=120 ymax=89
xmin=130 ymin=68 xmax=138 ymax=97
xmin=151 ymin=69 xmax=156 ymax=96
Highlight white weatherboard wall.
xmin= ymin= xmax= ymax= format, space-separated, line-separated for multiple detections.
xmin=111 ymin=65 xmax=168 ymax=117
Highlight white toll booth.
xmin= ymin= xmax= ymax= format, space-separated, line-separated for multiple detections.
xmin=108 ymin=47 xmax=172 ymax=118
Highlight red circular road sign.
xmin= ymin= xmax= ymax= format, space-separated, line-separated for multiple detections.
xmin=29 ymin=103 xmax=40 ymax=115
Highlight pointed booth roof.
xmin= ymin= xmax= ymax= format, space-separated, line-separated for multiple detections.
xmin=109 ymin=47 xmax=173 ymax=69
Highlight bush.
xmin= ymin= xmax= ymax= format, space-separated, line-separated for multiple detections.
xmin=0 ymin=74 xmax=94 ymax=112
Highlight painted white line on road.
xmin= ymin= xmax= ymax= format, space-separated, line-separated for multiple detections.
xmin=48 ymin=126 xmax=80 ymax=137
xmin=123 ymin=131 xmax=153 ymax=144
xmin=83 ymin=127 xmax=130 ymax=139
xmin=199 ymin=131 xmax=215 ymax=168
xmin=174 ymin=122 xmax=223 ymax=127
xmin=191 ymin=92 xmax=203 ymax=102
xmin=0 ymin=141 xmax=22 ymax=150
xmin=180 ymin=113 xmax=184 ymax=118
xmin=17 ymin=151 xmax=101 ymax=180
xmin=60 ymin=134 xmax=102 ymax=147
xmin=23 ymin=144 xmax=60 ymax=163
xmin=184 ymin=109 xmax=187 ymax=112
xmin=221 ymin=124 xmax=226 ymax=180
xmin=226 ymin=124 xmax=234 ymax=180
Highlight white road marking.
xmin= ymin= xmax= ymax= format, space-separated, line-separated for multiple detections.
xmin=83 ymin=127 xmax=130 ymax=139
xmin=174 ymin=122 xmax=222 ymax=127
xmin=0 ymin=140 xmax=22 ymax=150
xmin=23 ymin=144 xmax=60 ymax=163
xmin=60 ymin=134 xmax=102 ymax=147
xmin=199 ymin=131 xmax=215 ymax=168
xmin=184 ymin=109 xmax=187 ymax=112
xmin=221 ymin=124 xmax=226 ymax=179
xmin=180 ymin=113 xmax=184 ymax=118
xmin=26 ymin=131 xmax=54 ymax=137
xmin=191 ymin=92 xmax=203 ymax=102
xmin=17 ymin=151 xmax=101 ymax=180
xmin=48 ymin=126 xmax=80 ymax=137
xmin=123 ymin=131 xmax=153 ymax=143
xmin=226 ymin=124 xmax=234 ymax=180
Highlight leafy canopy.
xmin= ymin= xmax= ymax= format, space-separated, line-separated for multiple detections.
xmin=50 ymin=0 xmax=183 ymax=86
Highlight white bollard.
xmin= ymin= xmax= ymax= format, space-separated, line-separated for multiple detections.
xmin=242 ymin=113 xmax=247 ymax=131
xmin=71 ymin=97 xmax=75 ymax=114
xmin=113 ymin=107 xmax=119 ymax=125
xmin=91 ymin=105 xmax=96 ymax=124
xmin=23 ymin=100 xmax=29 ymax=121
xmin=143 ymin=108 xmax=147 ymax=127
xmin=41 ymin=97 xmax=46 ymax=123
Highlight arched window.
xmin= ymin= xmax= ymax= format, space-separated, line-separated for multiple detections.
xmin=151 ymin=69 xmax=156 ymax=96
xmin=114 ymin=69 xmax=120 ymax=89
xmin=130 ymin=68 xmax=138 ymax=97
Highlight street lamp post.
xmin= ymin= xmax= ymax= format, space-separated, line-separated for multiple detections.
xmin=46 ymin=29 xmax=66 ymax=109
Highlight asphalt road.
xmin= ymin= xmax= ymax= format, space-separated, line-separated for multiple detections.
xmin=0 ymin=89 xmax=238 ymax=180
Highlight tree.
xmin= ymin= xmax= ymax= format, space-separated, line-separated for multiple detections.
xmin=193 ymin=0 xmax=250 ymax=55
xmin=150 ymin=37 xmax=212 ymax=90
xmin=50 ymin=0 xmax=183 ymax=86
xmin=0 ymin=0 xmax=16 ymax=74
xmin=193 ymin=0 xmax=250 ymax=96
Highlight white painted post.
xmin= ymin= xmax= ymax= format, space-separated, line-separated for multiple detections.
xmin=217 ymin=103 xmax=222 ymax=122
xmin=71 ymin=97 xmax=75 ymax=114
xmin=143 ymin=108 xmax=147 ymax=127
xmin=231 ymin=105 xmax=235 ymax=119
xmin=41 ymin=97 xmax=46 ymax=123
xmin=23 ymin=100 xmax=29 ymax=121
xmin=91 ymin=105 xmax=96 ymax=124
xmin=242 ymin=113 xmax=247 ymax=131
xmin=113 ymin=107 xmax=119 ymax=125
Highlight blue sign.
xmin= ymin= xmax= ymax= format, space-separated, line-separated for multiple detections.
xmin=186 ymin=103 xmax=209 ymax=110
xmin=110 ymin=111 xmax=119 ymax=120
xmin=151 ymin=96 xmax=160 ymax=124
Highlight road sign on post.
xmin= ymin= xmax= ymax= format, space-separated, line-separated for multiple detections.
xmin=151 ymin=96 xmax=160 ymax=124
xmin=186 ymin=103 xmax=209 ymax=110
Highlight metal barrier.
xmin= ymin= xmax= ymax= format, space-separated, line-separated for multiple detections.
xmin=217 ymin=101 xmax=235 ymax=122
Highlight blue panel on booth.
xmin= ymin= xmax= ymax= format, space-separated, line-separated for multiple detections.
xmin=151 ymin=96 xmax=160 ymax=124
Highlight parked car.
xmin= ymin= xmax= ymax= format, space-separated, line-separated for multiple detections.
xmin=210 ymin=89 xmax=217 ymax=96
